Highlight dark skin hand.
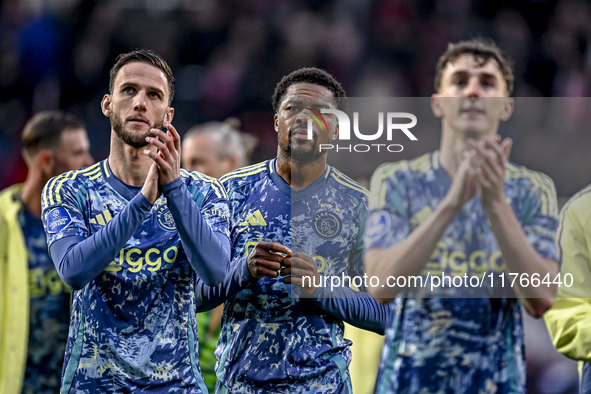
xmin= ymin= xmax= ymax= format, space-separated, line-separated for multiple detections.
xmin=247 ymin=241 xmax=292 ymax=280
xmin=281 ymin=253 xmax=320 ymax=297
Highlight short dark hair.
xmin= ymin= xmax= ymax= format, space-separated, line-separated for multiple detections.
xmin=435 ymin=38 xmax=514 ymax=95
xmin=109 ymin=49 xmax=176 ymax=105
xmin=22 ymin=111 xmax=85 ymax=159
xmin=272 ymin=67 xmax=347 ymax=113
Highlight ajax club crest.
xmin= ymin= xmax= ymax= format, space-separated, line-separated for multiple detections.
xmin=156 ymin=204 xmax=176 ymax=231
xmin=313 ymin=211 xmax=341 ymax=239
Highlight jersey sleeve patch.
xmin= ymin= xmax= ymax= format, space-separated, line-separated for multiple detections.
xmin=46 ymin=207 xmax=73 ymax=234
xmin=364 ymin=210 xmax=391 ymax=244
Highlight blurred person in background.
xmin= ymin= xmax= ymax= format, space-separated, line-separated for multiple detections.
xmin=0 ymin=111 xmax=93 ymax=394
xmin=545 ymin=183 xmax=591 ymax=394
xmin=364 ymin=38 xmax=560 ymax=394
xmin=182 ymin=118 xmax=257 ymax=179
xmin=181 ymin=117 xmax=257 ymax=393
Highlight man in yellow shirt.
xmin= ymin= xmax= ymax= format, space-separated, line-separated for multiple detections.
xmin=545 ymin=184 xmax=591 ymax=393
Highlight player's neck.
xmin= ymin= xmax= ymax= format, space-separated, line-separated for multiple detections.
xmin=275 ymin=151 xmax=327 ymax=191
xmin=439 ymin=129 xmax=475 ymax=177
xmin=109 ymin=134 xmax=155 ymax=186
xmin=20 ymin=173 xmax=44 ymax=218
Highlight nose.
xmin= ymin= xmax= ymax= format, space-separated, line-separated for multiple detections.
xmin=465 ymin=78 xmax=482 ymax=98
xmin=134 ymin=91 xmax=147 ymax=111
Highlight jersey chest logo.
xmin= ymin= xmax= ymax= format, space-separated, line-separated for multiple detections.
xmin=313 ymin=211 xmax=341 ymax=239
xmin=156 ymin=204 xmax=176 ymax=231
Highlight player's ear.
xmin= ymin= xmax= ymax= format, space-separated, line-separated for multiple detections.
xmin=331 ymin=123 xmax=339 ymax=141
xmin=431 ymin=94 xmax=443 ymax=118
xmin=101 ymin=94 xmax=112 ymax=117
xmin=37 ymin=149 xmax=54 ymax=178
xmin=228 ymin=154 xmax=239 ymax=170
xmin=165 ymin=107 xmax=174 ymax=125
xmin=499 ymin=97 xmax=514 ymax=122
xmin=274 ymin=114 xmax=279 ymax=133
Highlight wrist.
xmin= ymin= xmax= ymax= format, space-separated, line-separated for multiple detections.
xmin=482 ymin=195 xmax=510 ymax=217
xmin=162 ymin=177 xmax=184 ymax=195
xmin=438 ymin=196 xmax=463 ymax=218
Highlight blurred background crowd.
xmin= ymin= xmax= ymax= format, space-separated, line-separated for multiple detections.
xmin=1 ymin=0 xmax=590 ymax=392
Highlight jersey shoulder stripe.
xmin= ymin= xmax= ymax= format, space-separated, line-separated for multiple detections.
xmin=220 ymin=162 xmax=266 ymax=182
xmin=330 ymin=168 xmax=370 ymax=199
xmin=506 ymin=162 xmax=557 ymax=217
xmin=43 ymin=163 xmax=102 ymax=206
xmin=220 ymin=161 xmax=269 ymax=197
xmin=180 ymin=169 xmax=227 ymax=199
xmin=368 ymin=152 xmax=434 ymax=210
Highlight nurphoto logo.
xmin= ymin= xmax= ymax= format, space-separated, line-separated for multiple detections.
xmin=304 ymin=108 xmax=418 ymax=153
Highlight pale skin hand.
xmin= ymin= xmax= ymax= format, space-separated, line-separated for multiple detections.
xmin=365 ymin=152 xmax=480 ymax=301
xmin=247 ymin=241 xmax=292 ymax=280
xmin=280 ymin=253 xmax=320 ymax=297
xmin=469 ymin=136 xmax=558 ymax=317
xmin=144 ymin=123 xmax=182 ymax=186
xmin=140 ymin=162 xmax=160 ymax=204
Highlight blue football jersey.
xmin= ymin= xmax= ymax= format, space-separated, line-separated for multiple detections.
xmin=364 ymin=151 xmax=559 ymax=394
xmin=19 ymin=206 xmax=70 ymax=394
xmin=217 ymin=159 xmax=369 ymax=394
xmin=41 ymin=160 xmax=230 ymax=393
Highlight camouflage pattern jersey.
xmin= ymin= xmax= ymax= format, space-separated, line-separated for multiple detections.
xmin=364 ymin=151 xmax=560 ymax=394
xmin=41 ymin=160 xmax=230 ymax=393
xmin=216 ymin=159 xmax=369 ymax=394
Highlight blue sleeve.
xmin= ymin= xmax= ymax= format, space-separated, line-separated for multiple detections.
xmin=49 ymin=192 xmax=153 ymax=290
xmin=307 ymin=284 xmax=391 ymax=335
xmin=194 ymin=256 xmax=255 ymax=312
xmin=163 ymin=178 xmax=230 ymax=286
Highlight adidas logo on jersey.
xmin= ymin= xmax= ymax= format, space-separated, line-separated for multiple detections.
xmin=240 ymin=210 xmax=267 ymax=226
xmin=90 ymin=210 xmax=113 ymax=226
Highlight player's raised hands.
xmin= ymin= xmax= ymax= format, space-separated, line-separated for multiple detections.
xmin=143 ymin=123 xmax=181 ymax=185
xmin=140 ymin=162 xmax=160 ymax=204
xmin=280 ymin=253 xmax=319 ymax=297
xmin=468 ymin=136 xmax=513 ymax=208
xmin=247 ymin=241 xmax=292 ymax=280
xmin=442 ymin=150 xmax=480 ymax=213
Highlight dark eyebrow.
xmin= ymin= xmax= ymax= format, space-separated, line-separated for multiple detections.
xmin=451 ymin=70 xmax=498 ymax=81
xmin=284 ymin=98 xmax=304 ymax=106
xmin=120 ymin=82 xmax=165 ymax=96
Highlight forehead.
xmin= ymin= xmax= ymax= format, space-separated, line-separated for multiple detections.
xmin=185 ymin=133 xmax=217 ymax=151
xmin=59 ymin=127 xmax=89 ymax=146
xmin=282 ymin=83 xmax=335 ymax=106
xmin=442 ymin=54 xmax=504 ymax=81
xmin=114 ymin=62 xmax=169 ymax=94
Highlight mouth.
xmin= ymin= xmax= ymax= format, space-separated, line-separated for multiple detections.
xmin=460 ymin=108 xmax=486 ymax=116
xmin=290 ymin=126 xmax=313 ymax=141
xmin=127 ymin=117 xmax=149 ymax=126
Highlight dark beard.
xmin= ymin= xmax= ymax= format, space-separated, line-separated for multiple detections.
xmin=281 ymin=128 xmax=324 ymax=164
xmin=111 ymin=113 xmax=162 ymax=148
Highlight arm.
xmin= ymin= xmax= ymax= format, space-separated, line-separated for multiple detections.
xmin=45 ymin=163 xmax=160 ymax=290
xmin=49 ymin=192 xmax=152 ymax=290
xmin=144 ymin=124 xmax=231 ymax=286
xmin=163 ymin=178 xmax=230 ymax=286
xmin=307 ymin=285 xmax=392 ymax=334
xmin=194 ymin=256 xmax=253 ymax=312
xmin=545 ymin=192 xmax=591 ymax=360
xmin=195 ymin=241 xmax=291 ymax=311
xmin=471 ymin=137 xmax=559 ymax=317
xmin=282 ymin=253 xmax=391 ymax=334
xmin=364 ymin=155 xmax=479 ymax=301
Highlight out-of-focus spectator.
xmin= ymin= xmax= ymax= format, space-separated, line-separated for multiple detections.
xmin=182 ymin=118 xmax=257 ymax=178
xmin=0 ymin=110 xmax=93 ymax=394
